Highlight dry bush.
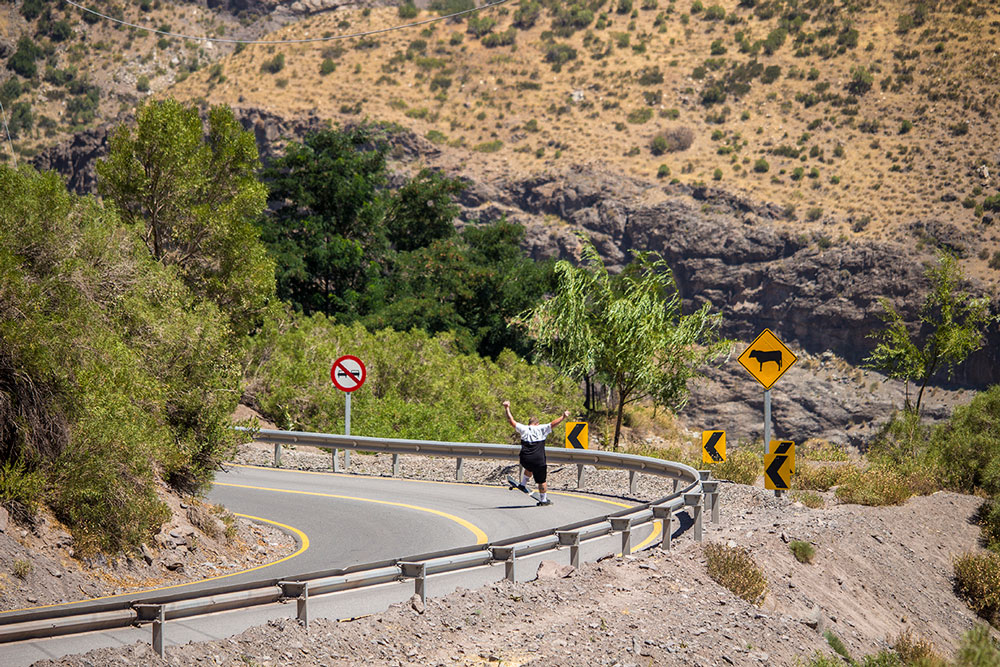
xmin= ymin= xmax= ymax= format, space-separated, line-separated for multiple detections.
xmin=791 ymin=490 xmax=824 ymax=508
xmin=704 ymin=542 xmax=767 ymax=605
xmin=799 ymin=438 xmax=848 ymax=462
xmin=954 ymin=551 xmax=1000 ymax=627
xmin=835 ymin=464 xmax=914 ymax=506
xmin=651 ymin=126 xmax=694 ymax=154
xmin=794 ymin=462 xmax=854 ymax=491
xmin=893 ymin=628 xmax=945 ymax=666
xmin=709 ymin=449 xmax=760 ymax=485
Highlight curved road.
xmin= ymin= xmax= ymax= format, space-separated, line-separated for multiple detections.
xmin=207 ymin=463 xmax=657 ymax=578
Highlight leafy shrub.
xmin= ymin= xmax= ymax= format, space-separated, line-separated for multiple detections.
xmin=430 ymin=0 xmax=474 ymax=16
xmin=12 ymin=558 xmax=31 ymax=579
xmin=956 ymin=624 xmax=1000 ymax=663
xmin=927 ymin=386 xmax=1000 ymax=494
xmin=482 ymin=29 xmax=516 ymax=48
xmin=320 ymin=58 xmax=336 ymax=75
xmin=806 ymin=207 xmax=824 ymax=221
xmin=657 ymin=164 xmax=670 ymax=178
xmin=473 ymin=140 xmax=503 ymax=153
xmin=543 ymin=42 xmax=577 ymax=71
xmin=789 ymin=540 xmax=815 ymax=564
xmin=252 ymin=317 xmax=578 ymax=443
xmin=955 ymin=551 xmax=1000 ymax=626
xmin=704 ymin=543 xmax=767 ymax=605
xmin=7 ymin=36 xmax=43 ymax=78
xmin=0 ymin=166 xmax=252 ymax=554
xmin=0 ymin=458 xmax=45 ymax=520
xmin=761 ymin=65 xmax=781 ymax=84
xmin=710 ymin=449 xmax=761 ymax=485
xmin=467 ymin=14 xmax=497 ymax=37
xmin=847 ymin=66 xmax=874 ymax=95
xmin=513 ymin=1 xmax=541 ymax=28
xmin=136 ymin=75 xmax=150 ymax=93
xmin=753 ymin=158 xmax=770 ymax=173
xmin=637 ymin=66 xmax=663 ymax=86
xmin=398 ymin=2 xmax=418 ymax=18
xmin=260 ymin=53 xmax=285 ymax=74
xmin=824 ymin=630 xmax=852 ymax=661
xmin=627 ymin=108 xmax=653 ymax=124
xmin=800 ymin=439 xmax=848 ymax=462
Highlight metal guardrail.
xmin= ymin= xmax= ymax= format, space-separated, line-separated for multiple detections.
xmin=0 ymin=428 xmax=720 ymax=658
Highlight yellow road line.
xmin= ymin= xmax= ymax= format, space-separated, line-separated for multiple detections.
xmin=230 ymin=463 xmax=634 ymax=509
xmin=216 ymin=482 xmax=489 ymax=545
xmin=0 ymin=514 xmax=309 ymax=616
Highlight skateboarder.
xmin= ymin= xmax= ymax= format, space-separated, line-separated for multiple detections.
xmin=502 ymin=400 xmax=569 ymax=506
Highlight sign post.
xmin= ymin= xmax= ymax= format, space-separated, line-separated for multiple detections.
xmin=738 ymin=329 xmax=796 ymax=495
xmin=330 ymin=355 xmax=366 ymax=472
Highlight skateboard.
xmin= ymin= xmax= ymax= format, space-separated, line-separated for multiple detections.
xmin=507 ymin=476 xmax=542 ymax=503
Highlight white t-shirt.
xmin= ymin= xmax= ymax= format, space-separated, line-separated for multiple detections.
xmin=515 ymin=422 xmax=552 ymax=443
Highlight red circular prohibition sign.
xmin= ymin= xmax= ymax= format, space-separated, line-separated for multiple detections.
xmin=330 ymin=355 xmax=366 ymax=393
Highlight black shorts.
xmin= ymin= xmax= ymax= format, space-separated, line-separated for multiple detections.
xmin=519 ymin=440 xmax=547 ymax=483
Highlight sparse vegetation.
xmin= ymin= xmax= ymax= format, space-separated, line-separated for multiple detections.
xmin=788 ymin=540 xmax=815 ymax=564
xmin=704 ymin=543 xmax=767 ymax=605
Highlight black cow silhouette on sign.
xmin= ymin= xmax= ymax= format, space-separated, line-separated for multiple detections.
xmin=748 ymin=349 xmax=782 ymax=372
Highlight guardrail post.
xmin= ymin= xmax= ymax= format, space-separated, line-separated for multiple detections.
xmin=652 ymin=506 xmax=672 ymax=551
xmin=699 ymin=469 xmax=712 ymax=481
xmin=280 ymin=581 xmax=309 ymax=628
xmin=609 ymin=517 xmax=632 ymax=555
xmin=672 ymin=478 xmax=679 ymax=493
xmin=556 ymin=531 xmax=581 ymax=569
xmin=333 ymin=449 xmax=342 ymax=472
xmin=577 ymin=464 xmax=586 ymax=489
xmin=274 ymin=443 xmax=282 ymax=467
xmin=400 ymin=562 xmax=427 ymax=608
xmin=491 ymin=546 xmax=517 ymax=582
xmin=628 ymin=470 xmax=638 ymax=496
xmin=684 ymin=493 xmax=704 ymax=542
xmin=344 ymin=450 xmax=351 ymax=468
xmin=701 ymin=481 xmax=720 ymax=524
xmin=456 ymin=457 xmax=464 ymax=482
xmin=392 ymin=453 xmax=400 ymax=476
xmin=135 ymin=604 xmax=166 ymax=658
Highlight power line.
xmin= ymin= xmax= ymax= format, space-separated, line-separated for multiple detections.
xmin=63 ymin=0 xmax=510 ymax=45
xmin=0 ymin=100 xmax=16 ymax=168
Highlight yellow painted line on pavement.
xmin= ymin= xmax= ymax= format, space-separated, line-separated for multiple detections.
xmin=230 ymin=463 xmax=635 ymax=509
xmin=0 ymin=514 xmax=309 ymax=616
xmin=216 ymin=482 xmax=489 ymax=545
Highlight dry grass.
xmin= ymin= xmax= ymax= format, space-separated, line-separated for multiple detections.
xmin=954 ymin=550 xmax=1000 ymax=628
xmin=703 ymin=542 xmax=767 ymax=606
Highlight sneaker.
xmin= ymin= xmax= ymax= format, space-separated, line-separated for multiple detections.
xmin=536 ymin=499 xmax=553 ymax=506
xmin=516 ymin=483 xmax=530 ymax=494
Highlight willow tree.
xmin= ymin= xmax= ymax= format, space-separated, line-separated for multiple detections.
xmin=520 ymin=242 xmax=729 ymax=450
xmin=864 ymin=252 xmax=993 ymax=416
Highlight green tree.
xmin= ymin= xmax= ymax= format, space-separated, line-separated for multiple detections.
xmin=96 ymin=99 xmax=274 ymax=334
xmin=259 ymin=125 xmax=390 ymax=319
xmin=521 ymin=242 xmax=729 ymax=449
xmin=864 ymin=252 xmax=993 ymax=415
xmin=364 ymin=219 xmax=554 ymax=358
xmin=385 ymin=168 xmax=465 ymax=252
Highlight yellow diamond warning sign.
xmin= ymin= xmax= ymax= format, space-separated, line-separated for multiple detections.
xmin=738 ymin=329 xmax=797 ymax=390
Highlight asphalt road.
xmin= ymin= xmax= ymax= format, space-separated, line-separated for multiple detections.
xmin=207 ymin=464 xmax=654 ymax=578
xmin=0 ymin=464 xmax=659 ymax=666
